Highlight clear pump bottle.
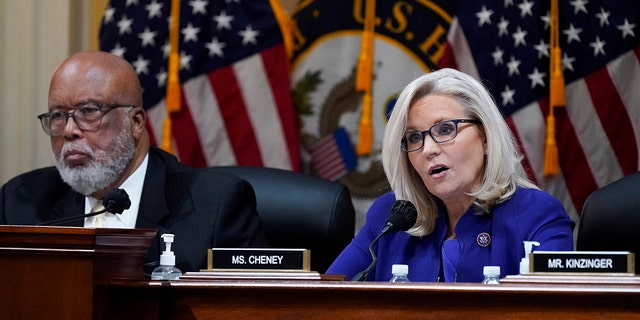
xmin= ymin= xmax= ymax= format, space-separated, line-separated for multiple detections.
xmin=151 ymin=234 xmax=182 ymax=280
xmin=389 ymin=264 xmax=410 ymax=283
xmin=482 ymin=266 xmax=501 ymax=284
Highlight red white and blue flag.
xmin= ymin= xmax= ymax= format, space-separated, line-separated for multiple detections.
xmin=440 ymin=0 xmax=639 ymax=222
xmin=99 ymin=0 xmax=301 ymax=171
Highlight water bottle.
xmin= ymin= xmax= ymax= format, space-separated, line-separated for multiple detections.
xmin=482 ymin=266 xmax=500 ymax=284
xmin=389 ymin=264 xmax=410 ymax=283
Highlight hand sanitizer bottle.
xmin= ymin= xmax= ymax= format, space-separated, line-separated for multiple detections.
xmin=519 ymin=241 xmax=540 ymax=274
xmin=151 ymin=234 xmax=182 ymax=280
xmin=389 ymin=264 xmax=410 ymax=283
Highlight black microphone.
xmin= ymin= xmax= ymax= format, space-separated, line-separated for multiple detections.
xmin=351 ymin=200 xmax=418 ymax=281
xmin=39 ymin=188 xmax=131 ymax=226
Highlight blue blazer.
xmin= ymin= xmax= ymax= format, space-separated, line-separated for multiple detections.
xmin=0 ymin=147 xmax=268 ymax=273
xmin=327 ymin=188 xmax=575 ymax=282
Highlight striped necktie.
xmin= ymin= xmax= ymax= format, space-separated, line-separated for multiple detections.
xmin=89 ymin=200 xmax=106 ymax=228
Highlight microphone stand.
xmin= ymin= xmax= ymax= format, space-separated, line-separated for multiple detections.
xmin=38 ymin=207 xmax=111 ymax=226
xmin=351 ymin=231 xmax=386 ymax=281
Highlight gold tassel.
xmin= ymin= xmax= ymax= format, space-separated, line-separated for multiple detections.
xmin=355 ymin=0 xmax=375 ymax=155
xmin=544 ymin=0 xmax=565 ymax=176
xmin=269 ymin=0 xmax=293 ymax=59
xmin=162 ymin=0 xmax=182 ymax=154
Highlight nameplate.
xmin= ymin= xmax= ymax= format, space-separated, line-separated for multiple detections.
xmin=206 ymin=248 xmax=311 ymax=271
xmin=530 ymin=251 xmax=635 ymax=275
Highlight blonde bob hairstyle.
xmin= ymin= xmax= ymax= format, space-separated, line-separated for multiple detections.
xmin=382 ymin=68 xmax=538 ymax=237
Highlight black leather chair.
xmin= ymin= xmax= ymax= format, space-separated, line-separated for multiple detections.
xmin=576 ymin=172 xmax=640 ymax=273
xmin=210 ymin=166 xmax=355 ymax=273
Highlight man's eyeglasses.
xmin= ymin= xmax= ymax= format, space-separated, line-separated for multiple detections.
xmin=401 ymin=119 xmax=481 ymax=152
xmin=37 ymin=103 xmax=134 ymax=137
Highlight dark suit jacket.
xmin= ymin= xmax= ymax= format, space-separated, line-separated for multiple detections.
xmin=0 ymin=147 xmax=268 ymax=273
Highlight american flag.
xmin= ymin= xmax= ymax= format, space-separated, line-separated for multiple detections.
xmin=99 ymin=0 xmax=301 ymax=171
xmin=440 ymin=0 xmax=639 ymax=222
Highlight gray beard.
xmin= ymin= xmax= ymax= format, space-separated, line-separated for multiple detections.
xmin=55 ymin=126 xmax=136 ymax=196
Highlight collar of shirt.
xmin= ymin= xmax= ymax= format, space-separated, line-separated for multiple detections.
xmin=84 ymin=153 xmax=149 ymax=228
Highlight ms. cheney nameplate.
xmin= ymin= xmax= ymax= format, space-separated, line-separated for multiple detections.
xmin=531 ymin=251 xmax=635 ymax=275
xmin=207 ymin=248 xmax=311 ymax=271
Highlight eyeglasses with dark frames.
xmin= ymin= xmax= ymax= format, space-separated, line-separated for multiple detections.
xmin=401 ymin=119 xmax=481 ymax=152
xmin=37 ymin=103 xmax=134 ymax=137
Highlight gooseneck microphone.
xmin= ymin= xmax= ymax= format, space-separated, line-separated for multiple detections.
xmin=351 ymin=200 xmax=418 ymax=281
xmin=39 ymin=188 xmax=131 ymax=226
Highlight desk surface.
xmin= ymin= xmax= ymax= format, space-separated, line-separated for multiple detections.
xmin=109 ymin=275 xmax=640 ymax=320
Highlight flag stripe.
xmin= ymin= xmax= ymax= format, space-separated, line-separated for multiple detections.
xmin=608 ymin=49 xmax=640 ymax=169
xmin=234 ymin=49 xmax=290 ymax=169
xmin=585 ymin=67 xmax=637 ymax=175
xmin=171 ymin=92 xmax=207 ymax=167
xmin=208 ymin=66 xmax=264 ymax=167
xmin=261 ymin=44 xmax=301 ymax=171
xmin=182 ymin=75 xmax=236 ymax=166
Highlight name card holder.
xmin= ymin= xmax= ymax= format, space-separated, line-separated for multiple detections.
xmin=206 ymin=248 xmax=311 ymax=272
xmin=530 ymin=251 xmax=635 ymax=275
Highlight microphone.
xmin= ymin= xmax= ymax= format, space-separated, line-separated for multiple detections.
xmin=39 ymin=188 xmax=131 ymax=226
xmin=351 ymin=200 xmax=418 ymax=281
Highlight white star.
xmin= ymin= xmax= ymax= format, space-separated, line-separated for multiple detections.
xmin=132 ymin=55 xmax=150 ymax=75
xmin=239 ymin=25 xmax=259 ymax=45
xmin=504 ymin=0 xmax=514 ymax=7
xmin=563 ymin=23 xmax=582 ymax=43
xmin=117 ymin=15 xmax=134 ymax=35
xmin=182 ymin=23 xmax=200 ymax=42
xmin=205 ymin=37 xmax=226 ymax=57
xmin=476 ymin=5 xmax=493 ymax=26
xmin=562 ymin=52 xmax=576 ymax=72
xmin=492 ymin=47 xmax=504 ymax=65
xmin=189 ymin=0 xmax=208 ymax=15
xmin=126 ymin=0 xmax=139 ymax=6
xmin=617 ymin=19 xmax=636 ymax=39
xmin=213 ymin=10 xmax=234 ymax=30
xmin=497 ymin=17 xmax=509 ymax=37
xmin=507 ymin=56 xmax=521 ymax=76
xmin=595 ymin=7 xmax=610 ymax=27
xmin=528 ymin=68 xmax=546 ymax=88
xmin=156 ymin=69 xmax=167 ymax=87
xmin=512 ymin=26 xmax=527 ymax=47
xmin=180 ymin=51 xmax=193 ymax=70
xmin=517 ymin=0 xmax=534 ymax=18
xmin=103 ymin=6 xmax=116 ymax=23
xmin=138 ymin=27 xmax=157 ymax=47
xmin=533 ymin=39 xmax=549 ymax=58
xmin=145 ymin=0 xmax=164 ymax=19
xmin=589 ymin=36 xmax=606 ymax=56
xmin=110 ymin=44 xmax=126 ymax=58
xmin=501 ymin=85 xmax=516 ymax=106
xmin=569 ymin=0 xmax=589 ymax=15
xmin=540 ymin=12 xmax=551 ymax=30
xmin=162 ymin=41 xmax=170 ymax=58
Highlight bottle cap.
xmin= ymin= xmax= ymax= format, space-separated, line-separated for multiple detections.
xmin=483 ymin=266 xmax=500 ymax=276
xmin=392 ymin=264 xmax=409 ymax=275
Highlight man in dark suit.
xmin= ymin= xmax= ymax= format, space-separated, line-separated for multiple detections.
xmin=0 ymin=51 xmax=267 ymax=274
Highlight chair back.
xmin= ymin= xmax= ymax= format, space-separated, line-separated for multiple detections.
xmin=577 ymin=172 xmax=640 ymax=272
xmin=210 ymin=166 xmax=355 ymax=273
